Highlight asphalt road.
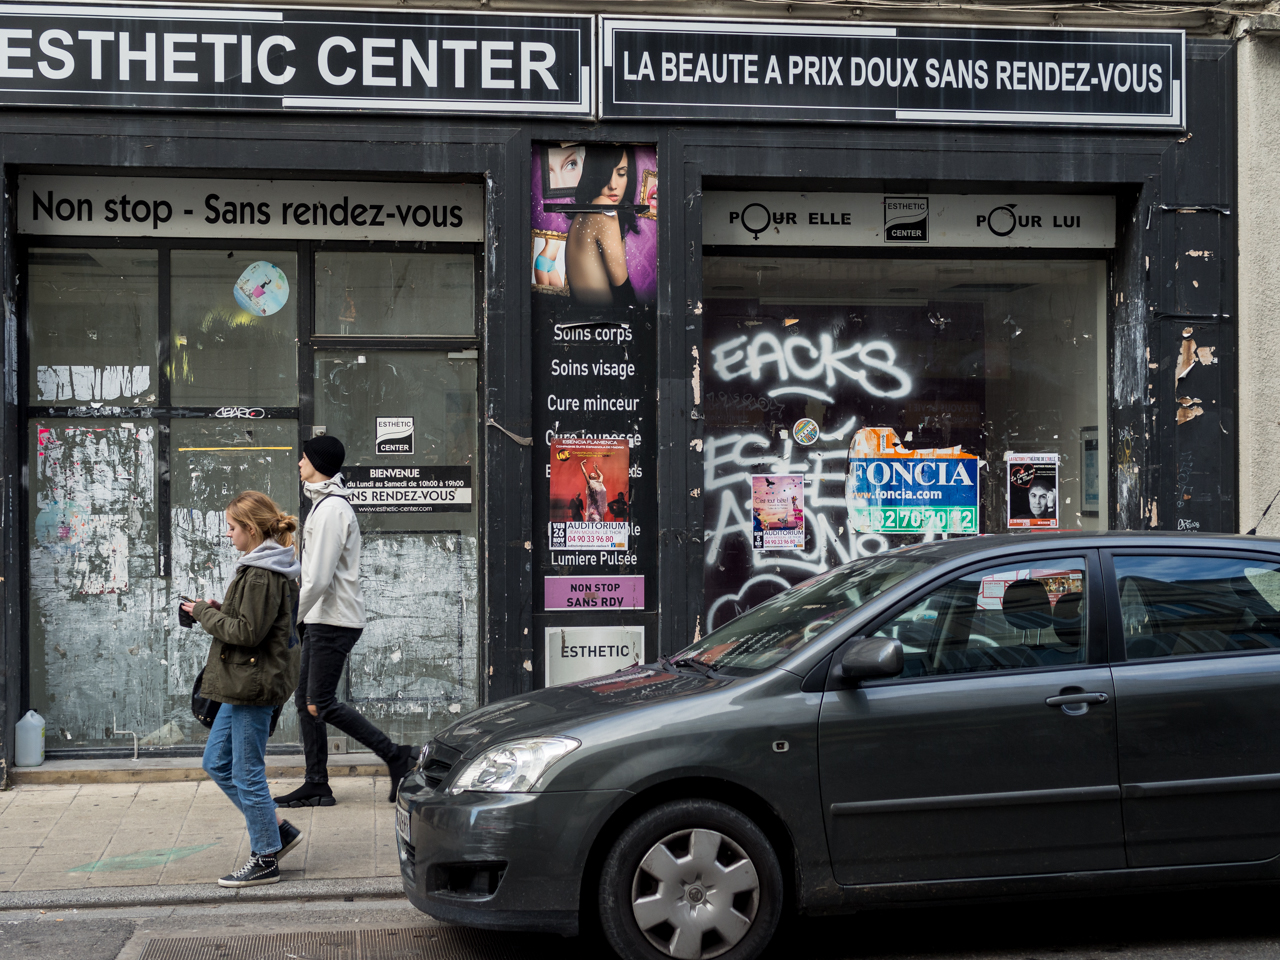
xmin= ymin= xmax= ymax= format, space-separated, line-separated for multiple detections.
xmin=4 ymin=883 xmax=1280 ymax=960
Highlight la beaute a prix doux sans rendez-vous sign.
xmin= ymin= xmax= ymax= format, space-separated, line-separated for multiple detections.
xmin=0 ymin=6 xmax=1183 ymax=128
xmin=601 ymin=17 xmax=1184 ymax=128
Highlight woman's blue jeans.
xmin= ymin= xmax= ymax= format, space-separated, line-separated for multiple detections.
xmin=202 ymin=704 xmax=281 ymax=855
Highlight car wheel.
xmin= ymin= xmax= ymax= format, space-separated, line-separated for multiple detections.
xmin=599 ymin=799 xmax=783 ymax=960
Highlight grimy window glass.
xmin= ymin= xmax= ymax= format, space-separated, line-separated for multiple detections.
xmin=28 ymin=418 xmax=163 ymax=747
xmin=170 ymin=250 xmax=298 ymax=406
xmin=170 ymin=417 xmax=302 ymax=743
xmin=314 ymin=251 xmax=475 ymax=336
xmin=27 ymin=248 xmax=158 ymax=407
xmin=312 ymin=349 xmax=480 ymax=746
xmin=701 ymin=257 xmax=1108 ymax=632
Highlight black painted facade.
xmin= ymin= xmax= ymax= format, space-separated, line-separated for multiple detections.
xmin=0 ymin=36 xmax=1236 ymax=773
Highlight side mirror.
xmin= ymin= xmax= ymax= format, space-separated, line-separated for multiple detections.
xmin=839 ymin=637 xmax=904 ymax=682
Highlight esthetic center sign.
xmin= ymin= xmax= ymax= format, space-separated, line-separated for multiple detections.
xmin=0 ymin=4 xmax=591 ymax=116
xmin=602 ymin=17 xmax=1184 ymax=129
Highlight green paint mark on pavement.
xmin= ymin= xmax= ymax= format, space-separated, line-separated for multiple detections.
xmin=69 ymin=842 xmax=220 ymax=872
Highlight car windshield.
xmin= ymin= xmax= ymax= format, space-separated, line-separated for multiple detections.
xmin=673 ymin=554 xmax=936 ymax=675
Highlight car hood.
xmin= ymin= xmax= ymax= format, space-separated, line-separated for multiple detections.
xmin=436 ymin=665 xmax=735 ymax=756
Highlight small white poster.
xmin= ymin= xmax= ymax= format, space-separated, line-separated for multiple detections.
xmin=375 ymin=417 xmax=414 ymax=455
xmin=545 ymin=626 xmax=643 ymax=687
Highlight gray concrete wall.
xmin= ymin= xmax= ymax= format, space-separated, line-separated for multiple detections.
xmin=1237 ymin=35 xmax=1280 ymax=534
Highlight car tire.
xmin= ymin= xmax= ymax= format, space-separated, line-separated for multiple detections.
xmin=599 ymin=799 xmax=783 ymax=960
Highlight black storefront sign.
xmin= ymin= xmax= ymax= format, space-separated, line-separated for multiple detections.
xmin=343 ymin=466 xmax=472 ymax=513
xmin=0 ymin=4 xmax=591 ymax=116
xmin=601 ymin=17 xmax=1185 ymax=128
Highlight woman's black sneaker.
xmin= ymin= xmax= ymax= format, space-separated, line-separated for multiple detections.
xmin=273 ymin=782 xmax=335 ymax=807
xmin=277 ymin=820 xmax=303 ymax=860
xmin=387 ymin=744 xmax=417 ymax=803
xmin=219 ymin=853 xmax=280 ymax=887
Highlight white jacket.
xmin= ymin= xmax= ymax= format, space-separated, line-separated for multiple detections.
xmin=297 ymin=474 xmax=365 ymax=628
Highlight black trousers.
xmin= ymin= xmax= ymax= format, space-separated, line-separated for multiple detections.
xmin=296 ymin=622 xmax=398 ymax=782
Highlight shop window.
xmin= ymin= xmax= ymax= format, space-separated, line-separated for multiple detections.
xmin=24 ymin=236 xmax=482 ymax=752
xmin=170 ymin=250 xmax=299 ymax=406
xmin=27 ymin=248 xmax=158 ymax=406
xmin=702 ymin=257 xmax=1108 ymax=631
xmin=314 ymin=251 xmax=475 ymax=337
xmin=28 ymin=418 xmax=162 ymax=744
xmin=312 ymin=348 xmax=480 ymax=743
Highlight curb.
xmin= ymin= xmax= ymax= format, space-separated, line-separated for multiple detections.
xmin=8 ymin=755 xmax=386 ymax=786
xmin=0 ymin=876 xmax=406 ymax=912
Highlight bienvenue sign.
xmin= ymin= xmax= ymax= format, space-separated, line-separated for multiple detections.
xmin=703 ymin=192 xmax=1116 ymax=248
xmin=601 ymin=16 xmax=1185 ymax=129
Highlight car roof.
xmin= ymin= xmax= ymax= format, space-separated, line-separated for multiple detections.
xmin=888 ymin=530 xmax=1280 ymax=562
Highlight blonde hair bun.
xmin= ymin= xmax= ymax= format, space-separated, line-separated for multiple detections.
xmin=226 ymin=491 xmax=299 ymax=548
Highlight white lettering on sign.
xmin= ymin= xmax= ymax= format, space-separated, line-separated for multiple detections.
xmin=19 ymin=175 xmax=483 ymax=241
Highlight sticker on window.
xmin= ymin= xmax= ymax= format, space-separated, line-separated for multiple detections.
xmin=233 ymin=260 xmax=290 ymax=317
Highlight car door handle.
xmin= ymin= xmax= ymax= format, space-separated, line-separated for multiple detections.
xmin=1045 ymin=692 xmax=1109 ymax=706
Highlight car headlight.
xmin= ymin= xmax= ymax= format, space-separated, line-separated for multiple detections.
xmin=448 ymin=737 xmax=580 ymax=795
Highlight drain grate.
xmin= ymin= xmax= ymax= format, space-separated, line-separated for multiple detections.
xmin=138 ymin=926 xmax=538 ymax=960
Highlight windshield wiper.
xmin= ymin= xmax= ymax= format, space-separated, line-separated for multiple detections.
xmin=670 ymin=656 xmax=718 ymax=679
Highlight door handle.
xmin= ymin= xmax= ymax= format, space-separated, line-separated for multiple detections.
xmin=1046 ymin=691 xmax=1109 ymax=708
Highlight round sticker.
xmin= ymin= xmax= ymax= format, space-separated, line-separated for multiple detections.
xmin=792 ymin=418 xmax=820 ymax=446
xmin=233 ymin=261 xmax=290 ymax=317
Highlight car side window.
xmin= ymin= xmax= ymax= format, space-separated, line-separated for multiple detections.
xmin=1112 ymin=555 xmax=1280 ymax=661
xmin=868 ymin=558 xmax=1088 ymax=678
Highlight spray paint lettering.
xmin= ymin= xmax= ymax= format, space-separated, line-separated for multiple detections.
xmin=710 ymin=333 xmax=912 ymax=404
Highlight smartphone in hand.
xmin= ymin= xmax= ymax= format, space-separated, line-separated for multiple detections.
xmin=177 ymin=596 xmax=196 ymax=629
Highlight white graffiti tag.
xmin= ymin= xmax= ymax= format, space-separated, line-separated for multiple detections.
xmin=711 ymin=333 xmax=913 ymax=404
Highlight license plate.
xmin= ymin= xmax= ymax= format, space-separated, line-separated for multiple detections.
xmin=396 ymin=806 xmax=412 ymax=844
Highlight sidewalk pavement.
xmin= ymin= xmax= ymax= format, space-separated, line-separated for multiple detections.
xmin=0 ymin=775 xmax=403 ymax=899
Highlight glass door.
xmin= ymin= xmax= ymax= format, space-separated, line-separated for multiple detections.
xmin=310 ymin=246 xmax=482 ymax=745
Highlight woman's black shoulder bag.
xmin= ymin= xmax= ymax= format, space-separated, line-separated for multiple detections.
xmin=192 ymin=667 xmax=221 ymax=729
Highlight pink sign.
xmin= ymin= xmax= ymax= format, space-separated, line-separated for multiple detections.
xmin=545 ymin=576 xmax=645 ymax=610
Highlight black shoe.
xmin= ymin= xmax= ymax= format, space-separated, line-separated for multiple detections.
xmin=219 ymin=852 xmax=280 ymax=887
xmin=273 ymin=782 xmax=335 ymax=808
xmin=277 ymin=819 xmax=303 ymax=861
xmin=387 ymin=744 xmax=417 ymax=803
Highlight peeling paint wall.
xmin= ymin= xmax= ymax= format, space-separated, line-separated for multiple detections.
xmin=28 ymin=420 xmax=173 ymax=747
xmin=348 ymin=533 xmax=480 ymax=743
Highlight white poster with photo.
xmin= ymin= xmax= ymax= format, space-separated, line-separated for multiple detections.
xmin=1006 ymin=453 xmax=1059 ymax=529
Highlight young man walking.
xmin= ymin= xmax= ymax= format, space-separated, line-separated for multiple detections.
xmin=273 ymin=435 xmax=416 ymax=808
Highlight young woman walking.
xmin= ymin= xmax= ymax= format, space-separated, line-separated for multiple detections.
xmin=181 ymin=491 xmax=305 ymax=887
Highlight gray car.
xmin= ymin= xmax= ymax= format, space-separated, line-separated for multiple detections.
xmin=395 ymin=533 xmax=1280 ymax=960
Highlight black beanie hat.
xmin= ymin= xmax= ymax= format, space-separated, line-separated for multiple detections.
xmin=303 ymin=435 xmax=345 ymax=479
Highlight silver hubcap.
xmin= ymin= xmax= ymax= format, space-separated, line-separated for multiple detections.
xmin=630 ymin=828 xmax=760 ymax=959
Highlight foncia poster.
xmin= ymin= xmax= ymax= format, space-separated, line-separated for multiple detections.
xmin=846 ymin=427 xmax=980 ymax=535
